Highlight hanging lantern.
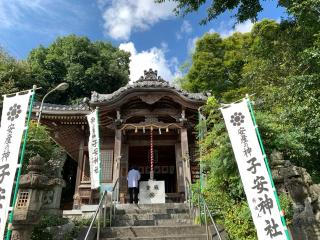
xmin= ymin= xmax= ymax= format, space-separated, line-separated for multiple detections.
xmin=143 ymin=126 xmax=145 ymax=133
xmin=158 ymin=128 xmax=161 ymax=135
xmin=166 ymin=127 xmax=169 ymax=132
xmin=135 ymin=126 xmax=138 ymax=133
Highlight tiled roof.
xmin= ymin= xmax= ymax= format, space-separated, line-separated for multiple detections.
xmin=33 ymin=102 xmax=89 ymax=112
xmin=91 ymin=69 xmax=209 ymax=103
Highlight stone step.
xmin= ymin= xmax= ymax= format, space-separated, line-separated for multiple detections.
xmin=115 ymin=203 xmax=188 ymax=209
xmin=101 ymin=225 xmax=206 ymax=238
xmin=115 ymin=208 xmax=189 ymax=215
xmin=101 ymin=234 xmax=208 ymax=240
xmin=113 ymin=218 xmax=194 ymax=226
xmin=114 ymin=203 xmax=189 ymax=215
xmin=114 ymin=213 xmax=190 ymax=221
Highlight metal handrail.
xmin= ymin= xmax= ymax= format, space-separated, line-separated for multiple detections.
xmin=110 ymin=178 xmax=119 ymax=227
xmin=185 ymin=177 xmax=222 ymax=240
xmin=200 ymin=194 xmax=222 ymax=240
xmin=84 ymin=190 xmax=107 ymax=240
xmin=185 ymin=178 xmax=193 ymax=219
xmin=84 ymin=178 xmax=120 ymax=240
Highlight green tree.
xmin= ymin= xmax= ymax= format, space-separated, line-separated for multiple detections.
xmin=0 ymin=48 xmax=29 ymax=98
xmin=156 ymin=0 xmax=320 ymax=25
xmin=176 ymin=1 xmax=319 ymax=236
xmin=181 ymin=32 xmax=250 ymax=98
xmin=23 ymin=121 xmax=65 ymax=175
xmin=27 ymin=35 xmax=130 ymax=104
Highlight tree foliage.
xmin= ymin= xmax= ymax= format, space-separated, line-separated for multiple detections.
xmin=26 ymin=35 xmax=130 ymax=104
xmin=0 ymin=48 xmax=27 ymax=99
xmin=185 ymin=16 xmax=319 ymax=175
xmin=156 ymin=0 xmax=320 ymax=25
xmin=23 ymin=121 xmax=64 ymax=175
xmin=0 ymin=35 xmax=130 ymax=104
xmin=177 ymin=0 xmax=320 ymax=238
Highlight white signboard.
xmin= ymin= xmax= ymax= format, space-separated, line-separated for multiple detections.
xmin=0 ymin=91 xmax=32 ymax=239
xmin=139 ymin=180 xmax=165 ymax=204
xmin=221 ymin=99 xmax=286 ymax=240
xmin=87 ymin=110 xmax=101 ymax=189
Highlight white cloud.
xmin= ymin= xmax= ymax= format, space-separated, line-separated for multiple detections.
xmin=99 ymin=0 xmax=176 ymax=40
xmin=0 ymin=0 xmax=84 ymax=32
xmin=119 ymin=42 xmax=180 ymax=83
xmin=0 ymin=0 xmax=44 ymax=28
xmin=210 ymin=20 xmax=254 ymax=38
xmin=187 ymin=36 xmax=199 ymax=53
xmin=234 ymin=20 xmax=254 ymax=33
xmin=176 ymin=20 xmax=193 ymax=40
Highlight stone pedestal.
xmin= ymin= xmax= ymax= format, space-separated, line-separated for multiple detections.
xmin=11 ymin=224 xmax=34 ymax=240
xmin=139 ymin=180 xmax=165 ymax=204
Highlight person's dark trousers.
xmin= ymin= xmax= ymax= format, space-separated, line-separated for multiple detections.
xmin=129 ymin=187 xmax=139 ymax=203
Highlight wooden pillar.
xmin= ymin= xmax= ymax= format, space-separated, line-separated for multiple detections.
xmin=175 ymin=143 xmax=184 ymax=193
xmin=73 ymin=134 xmax=84 ymax=209
xmin=119 ymin=144 xmax=128 ymax=203
xmin=113 ymin=129 xmax=122 ymax=185
xmin=181 ymin=128 xmax=191 ymax=187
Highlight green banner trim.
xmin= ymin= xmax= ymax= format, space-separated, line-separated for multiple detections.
xmin=6 ymin=87 xmax=36 ymax=240
xmin=246 ymin=96 xmax=291 ymax=240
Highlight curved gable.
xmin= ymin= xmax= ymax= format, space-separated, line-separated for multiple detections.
xmin=90 ymin=69 xmax=208 ymax=110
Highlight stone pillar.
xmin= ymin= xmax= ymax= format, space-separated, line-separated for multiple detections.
xmin=181 ymin=128 xmax=191 ymax=187
xmin=113 ymin=129 xmax=122 ymax=186
xmin=73 ymin=137 xmax=84 ymax=209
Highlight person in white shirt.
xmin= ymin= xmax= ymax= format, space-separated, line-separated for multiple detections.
xmin=127 ymin=165 xmax=141 ymax=203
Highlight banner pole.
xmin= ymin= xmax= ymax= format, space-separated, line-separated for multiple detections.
xmin=198 ymin=109 xmax=205 ymax=194
xmin=6 ymin=85 xmax=37 ymax=240
xmin=246 ymin=95 xmax=291 ymax=240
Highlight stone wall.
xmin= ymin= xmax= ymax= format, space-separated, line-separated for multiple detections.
xmin=271 ymin=151 xmax=320 ymax=239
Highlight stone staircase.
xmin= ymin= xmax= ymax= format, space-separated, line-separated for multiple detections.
xmin=100 ymin=203 xmax=226 ymax=240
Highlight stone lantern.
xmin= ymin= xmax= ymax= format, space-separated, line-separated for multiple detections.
xmin=11 ymin=154 xmax=65 ymax=240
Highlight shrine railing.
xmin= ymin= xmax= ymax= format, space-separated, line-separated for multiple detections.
xmin=84 ymin=178 xmax=119 ymax=240
xmin=84 ymin=190 xmax=107 ymax=240
xmin=185 ymin=177 xmax=222 ymax=240
xmin=185 ymin=177 xmax=194 ymax=219
xmin=200 ymin=194 xmax=222 ymax=240
xmin=110 ymin=178 xmax=119 ymax=227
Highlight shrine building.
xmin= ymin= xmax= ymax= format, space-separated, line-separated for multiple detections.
xmin=35 ymin=69 xmax=208 ymax=208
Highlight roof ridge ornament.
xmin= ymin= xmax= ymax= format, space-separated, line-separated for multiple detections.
xmin=137 ymin=69 xmax=167 ymax=83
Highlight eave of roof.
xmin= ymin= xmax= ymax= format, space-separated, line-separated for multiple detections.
xmin=90 ymin=69 xmax=209 ymax=106
xmin=33 ymin=102 xmax=90 ymax=115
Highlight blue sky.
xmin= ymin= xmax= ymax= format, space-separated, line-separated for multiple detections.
xmin=0 ymin=0 xmax=287 ymax=82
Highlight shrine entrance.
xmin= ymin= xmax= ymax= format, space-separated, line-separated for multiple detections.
xmin=37 ymin=69 xmax=207 ymax=208
xmin=128 ymin=145 xmax=177 ymax=194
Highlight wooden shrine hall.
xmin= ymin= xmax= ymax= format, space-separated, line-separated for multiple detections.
xmin=35 ymin=69 xmax=208 ymax=208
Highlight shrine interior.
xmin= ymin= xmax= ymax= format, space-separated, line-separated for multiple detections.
xmin=128 ymin=145 xmax=177 ymax=194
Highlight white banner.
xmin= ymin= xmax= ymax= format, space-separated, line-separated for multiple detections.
xmin=0 ymin=91 xmax=32 ymax=239
xmin=221 ymin=99 xmax=286 ymax=240
xmin=87 ymin=110 xmax=100 ymax=189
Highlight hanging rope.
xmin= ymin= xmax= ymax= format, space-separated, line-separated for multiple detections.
xmin=120 ymin=123 xmax=181 ymax=131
